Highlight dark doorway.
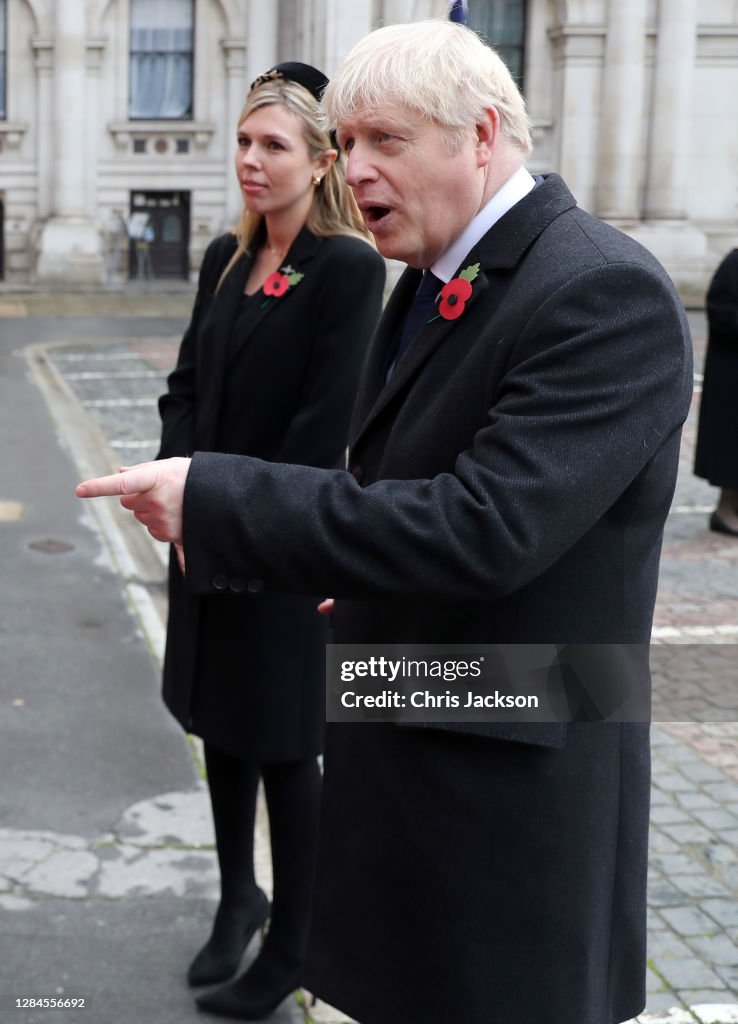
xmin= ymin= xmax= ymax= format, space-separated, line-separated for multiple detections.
xmin=128 ymin=190 xmax=190 ymax=279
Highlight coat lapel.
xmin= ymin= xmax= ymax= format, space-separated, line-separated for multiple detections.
xmin=195 ymin=228 xmax=323 ymax=449
xmin=350 ymin=174 xmax=577 ymax=452
xmin=348 ymin=265 xmax=421 ymax=442
xmin=193 ymin=246 xmax=248 ymax=449
xmin=226 ymin=226 xmax=322 ymax=365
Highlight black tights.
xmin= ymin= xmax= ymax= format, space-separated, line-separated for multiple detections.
xmin=203 ymin=743 xmax=322 ymax=965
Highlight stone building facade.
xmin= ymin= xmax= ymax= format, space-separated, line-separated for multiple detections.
xmin=0 ymin=0 xmax=736 ymax=303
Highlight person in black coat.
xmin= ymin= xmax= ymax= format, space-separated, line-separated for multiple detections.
xmin=694 ymin=247 xmax=738 ymax=534
xmin=155 ymin=63 xmax=385 ymax=1020
xmin=78 ymin=21 xmax=692 ymax=1024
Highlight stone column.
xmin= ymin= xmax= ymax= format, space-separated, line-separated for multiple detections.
xmin=595 ymin=0 xmax=647 ymax=222
xmin=246 ymin=0 xmax=278 ymax=86
xmin=36 ymin=0 xmax=104 ymax=284
xmin=85 ymin=40 xmax=107 ymax=220
xmin=321 ymin=0 xmax=372 ymax=75
xmin=222 ymin=38 xmax=248 ymax=225
xmin=644 ymin=0 xmax=697 ymax=219
xmin=31 ymin=39 xmax=54 ymax=221
xmin=550 ymin=24 xmax=607 ymax=215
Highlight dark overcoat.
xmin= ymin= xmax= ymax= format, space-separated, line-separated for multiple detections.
xmin=158 ymin=227 xmax=385 ymax=762
xmin=694 ymin=247 xmax=738 ymax=488
xmin=183 ymin=176 xmax=693 ymax=1023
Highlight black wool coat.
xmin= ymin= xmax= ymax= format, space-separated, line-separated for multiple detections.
xmin=158 ymin=227 xmax=385 ymax=762
xmin=182 ymin=176 xmax=693 ymax=1023
xmin=694 ymin=247 xmax=738 ymax=488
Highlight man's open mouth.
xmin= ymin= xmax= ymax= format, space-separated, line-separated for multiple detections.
xmin=363 ymin=205 xmax=392 ymax=225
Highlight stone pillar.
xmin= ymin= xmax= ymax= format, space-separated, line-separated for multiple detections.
xmin=644 ymin=0 xmax=697 ymax=219
xmin=549 ymin=24 xmax=607 ymax=214
xmin=322 ymin=0 xmax=372 ymax=75
xmin=86 ymin=40 xmax=107 ymax=220
xmin=620 ymin=0 xmax=706 ymax=305
xmin=222 ymin=38 xmax=248 ymax=225
xmin=246 ymin=0 xmax=278 ymax=86
xmin=595 ymin=0 xmax=647 ymax=222
xmin=31 ymin=39 xmax=54 ymax=221
xmin=381 ymin=0 xmax=446 ymax=21
xmin=36 ymin=0 xmax=104 ymax=284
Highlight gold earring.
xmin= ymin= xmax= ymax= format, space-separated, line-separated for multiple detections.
xmin=313 ymin=175 xmax=322 ymax=186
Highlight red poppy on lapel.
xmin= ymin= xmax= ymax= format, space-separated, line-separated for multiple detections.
xmin=438 ymin=277 xmax=473 ymax=320
xmin=430 ymin=262 xmax=480 ymax=323
xmin=263 ymin=272 xmax=290 ymax=297
xmin=261 ymin=267 xmax=305 ymax=308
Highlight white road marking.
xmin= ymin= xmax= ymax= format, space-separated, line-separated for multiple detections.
xmin=83 ymin=398 xmax=158 ymax=407
xmin=63 ymin=370 xmax=163 ymax=380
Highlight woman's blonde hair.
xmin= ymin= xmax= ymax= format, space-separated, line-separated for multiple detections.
xmin=218 ymin=77 xmax=373 ymax=289
xmin=322 ymin=19 xmax=532 ymax=156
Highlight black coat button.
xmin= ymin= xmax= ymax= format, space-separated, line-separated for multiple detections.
xmin=350 ymin=465 xmax=364 ymax=484
xmin=229 ymin=578 xmax=246 ymax=594
xmin=212 ymin=574 xmax=229 ymax=591
xmin=247 ymin=578 xmax=264 ymax=593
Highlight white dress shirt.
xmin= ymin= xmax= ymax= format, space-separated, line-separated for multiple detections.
xmin=431 ymin=165 xmax=536 ymax=283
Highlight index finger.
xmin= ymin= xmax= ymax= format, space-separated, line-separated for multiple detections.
xmin=76 ymin=463 xmax=158 ymax=498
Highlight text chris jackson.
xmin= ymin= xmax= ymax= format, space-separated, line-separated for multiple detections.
xmin=339 ymin=690 xmax=540 ymax=710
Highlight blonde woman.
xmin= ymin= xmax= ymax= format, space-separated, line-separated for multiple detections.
xmin=157 ymin=62 xmax=384 ymax=1020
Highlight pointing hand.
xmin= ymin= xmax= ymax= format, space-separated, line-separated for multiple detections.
xmin=76 ymin=458 xmax=191 ymax=546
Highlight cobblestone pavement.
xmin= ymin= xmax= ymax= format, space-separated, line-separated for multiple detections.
xmin=13 ymin=304 xmax=738 ymax=1024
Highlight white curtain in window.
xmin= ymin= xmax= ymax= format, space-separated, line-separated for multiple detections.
xmin=129 ymin=0 xmax=193 ymax=119
xmin=0 ymin=0 xmax=7 ymax=120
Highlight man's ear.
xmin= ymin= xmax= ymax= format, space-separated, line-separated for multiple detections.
xmin=475 ymin=107 xmax=499 ymax=168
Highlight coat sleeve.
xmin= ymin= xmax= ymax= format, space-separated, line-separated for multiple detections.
xmin=182 ymin=260 xmax=692 ymax=601
xmin=273 ymin=242 xmax=385 ymax=468
xmin=157 ymin=235 xmax=234 ymax=459
xmin=706 ymin=250 xmax=738 ymax=338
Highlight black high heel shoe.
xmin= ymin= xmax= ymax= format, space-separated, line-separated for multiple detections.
xmin=187 ymin=889 xmax=271 ymax=988
xmin=195 ymin=946 xmax=301 ymax=1020
xmin=710 ymin=511 xmax=738 ymax=536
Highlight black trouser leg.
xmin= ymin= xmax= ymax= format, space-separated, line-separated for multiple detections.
xmin=205 ymin=743 xmax=260 ymax=910
xmin=187 ymin=743 xmax=270 ymax=987
xmin=261 ymin=756 xmax=322 ymax=965
xmin=195 ymin=756 xmax=322 ymax=1018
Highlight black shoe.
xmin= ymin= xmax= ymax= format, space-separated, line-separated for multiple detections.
xmin=187 ymin=890 xmax=271 ymax=988
xmin=195 ymin=948 xmax=301 ymax=1021
xmin=710 ymin=511 xmax=738 ymax=536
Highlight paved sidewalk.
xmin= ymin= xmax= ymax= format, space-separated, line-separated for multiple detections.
xmin=2 ymin=295 xmax=737 ymax=1024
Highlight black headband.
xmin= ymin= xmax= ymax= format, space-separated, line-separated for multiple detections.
xmin=249 ymin=61 xmax=338 ymax=149
xmin=250 ymin=62 xmax=329 ymax=103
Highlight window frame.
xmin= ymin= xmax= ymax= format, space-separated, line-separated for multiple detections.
xmin=128 ymin=0 xmax=195 ymax=122
xmin=467 ymin=0 xmax=527 ymax=91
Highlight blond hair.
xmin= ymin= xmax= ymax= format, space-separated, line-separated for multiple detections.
xmin=219 ymin=77 xmax=373 ymax=289
xmin=323 ymin=19 xmax=532 ymax=156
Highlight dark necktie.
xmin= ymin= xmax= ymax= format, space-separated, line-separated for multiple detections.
xmin=386 ymin=270 xmax=442 ymax=381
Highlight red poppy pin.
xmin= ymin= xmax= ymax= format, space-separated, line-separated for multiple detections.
xmin=261 ymin=266 xmax=304 ymax=308
xmin=430 ymin=262 xmax=480 ymax=322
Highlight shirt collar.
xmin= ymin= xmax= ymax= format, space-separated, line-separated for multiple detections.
xmin=431 ymin=166 xmax=536 ymax=284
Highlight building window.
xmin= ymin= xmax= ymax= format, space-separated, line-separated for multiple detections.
xmin=0 ymin=0 xmax=7 ymax=120
xmin=467 ymin=0 xmax=526 ymax=88
xmin=129 ymin=0 xmax=194 ymax=120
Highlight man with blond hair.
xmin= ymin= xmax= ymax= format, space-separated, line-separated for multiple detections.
xmin=79 ymin=19 xmax=692 ymax=1024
